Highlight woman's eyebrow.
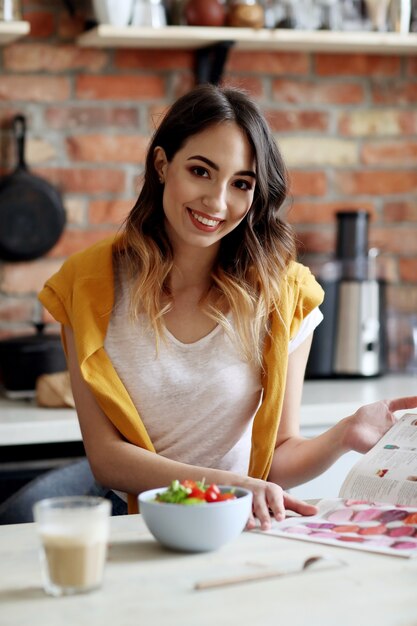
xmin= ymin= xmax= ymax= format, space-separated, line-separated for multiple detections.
xmin=187 ymin=155 xmax=256 ymax=179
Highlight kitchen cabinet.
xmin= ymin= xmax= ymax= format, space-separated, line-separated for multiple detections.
xmin=0 ymin=21 xmax=30 ymax=45
xmin=77 ymin=24 xmax=417 ymax=54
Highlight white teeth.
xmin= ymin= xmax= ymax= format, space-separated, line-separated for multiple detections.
xmin=191 ymin=211 xmax=221 ymax=227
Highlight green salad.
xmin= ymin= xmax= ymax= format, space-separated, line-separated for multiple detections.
xmin=154 ymin=479 xmax=236 ymax=505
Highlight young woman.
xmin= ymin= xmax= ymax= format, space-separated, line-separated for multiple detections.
xmin=39 ymin=84 xmax=417 ymax=529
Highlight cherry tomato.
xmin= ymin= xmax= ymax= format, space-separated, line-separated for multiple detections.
xmin=205 ymin=484 xmax=221 ymax=502
xmin=181 ymin=480 xmax=198 ymax=490
xmin=188 ymin=486 xmax=206 ymax=499
xmin=217 ymin=492 xmax=236 ymax=501
xmin=181 ymin=480 xmax=206 ymax=499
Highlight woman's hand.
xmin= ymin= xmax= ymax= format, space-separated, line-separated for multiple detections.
xmin=342 ymin=396 xmax=417 ymax=455
xmin=242 ymin=478 xmax=317 ymax=531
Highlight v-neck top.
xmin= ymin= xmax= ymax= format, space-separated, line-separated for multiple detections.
xmin=104 ymin=260 xmax=322 ymax=477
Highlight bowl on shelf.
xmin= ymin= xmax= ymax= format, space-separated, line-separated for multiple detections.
xmin=138 ymin=485 xmax=253 ymax=553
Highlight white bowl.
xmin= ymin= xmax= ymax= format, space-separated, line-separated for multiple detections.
xmin=138 ymin=486 xmax=253 ymax=553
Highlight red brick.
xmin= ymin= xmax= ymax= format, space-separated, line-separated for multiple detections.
xmin=294 ymin=228 xmax=335 ymax=254
xmin=3 ymin=44 xmax=108 ymax=72
xmin=315 ymin=53 xmax=400 ymax=77
xmin=57 ymin=12 xmax=86 ymax=39
xmin=287 ymin=201 xmax=376 ymax=224
xmin=0 ymin=106 xmax=33 ymax=129
xmin=372 ymin=82 xmax=417 ymax=105
xmin=76 ymin=75 xmax=165 ymax=100
xmin=172 ymin=72 xmax=195 ymax=99
xmin=266 ymin=109 xmax=329 ymax=132
xmin=227 ymin=51 xmax=309 ymax=75
xmin=339 ymin=110 xmax=417 ymax=136
xmin=386 ymin=284 xmax=417 ymax=314
xmin=45 ymin=106 xmax=139 ymax=129
xmin=0 ymin=77 xmax=70 ymax=102
xmin=47 ymin=229 xmax=118 ymax=258
xmin=399 ymin=258 xmax=417 ymax=282
xmin=361 ymin=141 xmax=417 ymax=166
xmin=24 ymin=10 xmax=55 ymax=38
xmin=370 ymin=227 xmax=417 ymax=255
xmin=115 ymin=49 xmax=194 ymax=71
xmin=222 ymin=76 xmax=264 ymax=98
xmin=148 ymin=104 xmax=170 ymax=132
xmin=1 ymin=259 xmax=63 ymax=294
xmin=288 ymin=170 xmax=327 ymax=196
xmin=34 ymin=168 xmax=126 ymax=194
xmin=66 ymin=135 xmax=149 ymax=163
xmin=89 ymin=199 xmax=135 ymax=225
xmin=334 ymin=171 xmax=417 ymax=195
xmin=272 ymin=79 xmax=364 ymax=105
xmin=405 ymin=57 xmax=417 ymax=76
xmin=383 ymin=201 xmax=417 ymax=222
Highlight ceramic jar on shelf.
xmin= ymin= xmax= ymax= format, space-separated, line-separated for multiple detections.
xmin=227 ymin=0 xmax=265 ymax=28
xmin=183 ymin=0 xmax=227 ymax=26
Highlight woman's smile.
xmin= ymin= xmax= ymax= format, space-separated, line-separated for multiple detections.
xmin=187 ymin=208 xmax=225 ymax=232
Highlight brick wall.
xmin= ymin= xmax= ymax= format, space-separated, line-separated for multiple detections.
xmin=1 ymin=2 xmax=417 ymax=371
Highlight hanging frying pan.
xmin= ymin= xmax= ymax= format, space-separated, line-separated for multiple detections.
xmin=0 ymin=115 xmax=66 ymax=262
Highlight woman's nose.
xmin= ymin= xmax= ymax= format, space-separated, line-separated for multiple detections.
xmin=202 ymin=183 xmax=227 ymax=211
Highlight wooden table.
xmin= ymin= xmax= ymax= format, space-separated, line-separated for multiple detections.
xmin=0 ymin=514 xmax=416 ymax=626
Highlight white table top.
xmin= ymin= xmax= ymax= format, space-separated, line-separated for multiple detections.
xmin=1 ymin=374 xmax=416 ymax=446
xmin=0 ymin=514 xmax=416 ymax=626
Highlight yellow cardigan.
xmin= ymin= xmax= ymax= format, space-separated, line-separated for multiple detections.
xmin=39 ymin=236 xmax=324 ymax=513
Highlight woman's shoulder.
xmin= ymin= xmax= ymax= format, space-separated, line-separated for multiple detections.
xmin=46 ymin=235 xmax=122 ymax=292
xmin=60 ymin=235 xmax=121 ymax=277
xmin=281 ymin=260 xmax=324 ymax=312
xmin=284 ymin=260 xmax=318 ymax=286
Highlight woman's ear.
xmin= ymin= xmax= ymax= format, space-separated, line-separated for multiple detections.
xmin=153 ymin=147 xmax=168 ymax=183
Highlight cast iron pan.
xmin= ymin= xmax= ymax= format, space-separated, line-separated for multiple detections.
xmin=0 ymin=115 xmax=66 ymax=262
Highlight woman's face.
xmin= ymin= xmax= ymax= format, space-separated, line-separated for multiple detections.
xmin=154 ymin=121 xmax=256 ymax=255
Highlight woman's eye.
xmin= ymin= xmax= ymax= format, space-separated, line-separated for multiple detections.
xmin=234 ymin=179 xmax=253 ymax=191
xmin=191 ymin=166 xmax=209 ymax=178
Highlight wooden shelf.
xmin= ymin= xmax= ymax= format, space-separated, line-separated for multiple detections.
xmin=77 ymin=25 xmax=417 ymax=55
xmin=0 ymin=21 xmax=30 ymax=45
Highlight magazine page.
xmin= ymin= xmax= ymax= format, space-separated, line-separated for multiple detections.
xmin=261 ymin=498 xmax=417 ymax=558
xmin=338 ymin=412 xmax=417 ymax=507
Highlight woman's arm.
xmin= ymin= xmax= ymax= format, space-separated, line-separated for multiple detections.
xmin=64 ymin=325 xmax=316 ymax=529
xmin=268 ymin=335 xmax=417 ymax=489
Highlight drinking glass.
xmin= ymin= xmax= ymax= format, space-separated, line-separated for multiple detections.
xmin=33 ymin=496 xmax=111 ymax=597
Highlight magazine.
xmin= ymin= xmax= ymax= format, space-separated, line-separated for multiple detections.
xmin=263 ymin=412 xmax=417 ymax=558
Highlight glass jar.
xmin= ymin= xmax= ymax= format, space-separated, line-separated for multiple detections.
xmin=0 ymin=0 xmax=22 ymax=21
xmin=227 ymin=0 xmax=265 ymax=28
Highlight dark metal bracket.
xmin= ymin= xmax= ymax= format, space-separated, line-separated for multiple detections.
xmin=195 ymin=41 xmax=235 ymax=85
xmin=61 ymin=0 xmax=76 ymax=16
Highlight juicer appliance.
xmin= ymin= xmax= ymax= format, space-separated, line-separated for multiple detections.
xmin=306 ymin=210 xmax=386 ymax=379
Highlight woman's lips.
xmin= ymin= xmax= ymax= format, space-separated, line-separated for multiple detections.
xmin=187 ymin=208 xmax=223 ymax=232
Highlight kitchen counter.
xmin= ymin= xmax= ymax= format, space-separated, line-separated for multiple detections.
xmin=1 ymin=513 xmax=416 ymax=626
xmin=0 ymin=398 xmax=80 ymax=446
xmin=301 ymin=373 xmax=417 ymax=426
xmin=1 ymin=374 xmax=415 ymax=447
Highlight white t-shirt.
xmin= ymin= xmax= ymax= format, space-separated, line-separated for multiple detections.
xmin=104 ymin=267 xmax=322 ymax=485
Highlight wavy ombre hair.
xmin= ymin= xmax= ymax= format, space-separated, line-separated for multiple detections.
xmin=120 ymin=84 xmax=296 ymax=365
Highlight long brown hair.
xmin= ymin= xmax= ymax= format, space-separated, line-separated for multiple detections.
xmin=120 ymin=84 xmax=296 ymax=364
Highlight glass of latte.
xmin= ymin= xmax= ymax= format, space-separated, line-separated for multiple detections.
xmin=33 ymin=496 xmax=111 ymax=597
